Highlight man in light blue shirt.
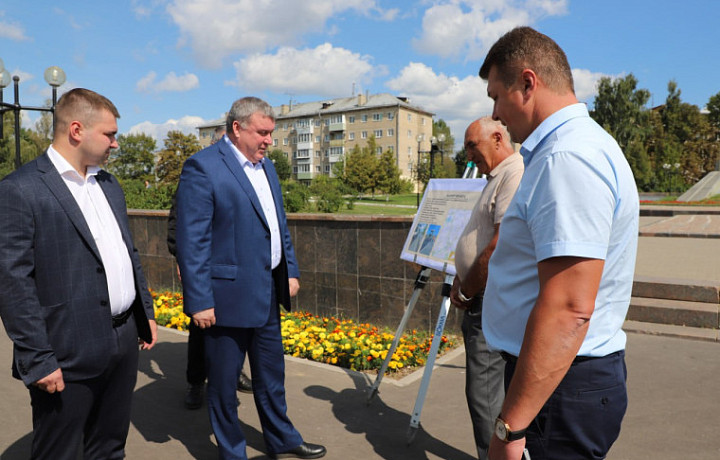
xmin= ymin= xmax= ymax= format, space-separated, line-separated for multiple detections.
xmin=478 ymin=27 xmax=639 ymax=460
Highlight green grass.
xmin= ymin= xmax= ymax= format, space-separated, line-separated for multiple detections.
xmin=354 ymin=193 xmax=421 ymax=206
xmin=336 ymin=203 xmax=417 ymax=216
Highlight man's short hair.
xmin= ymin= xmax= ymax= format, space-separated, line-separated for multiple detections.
xmin=54 ymin=88 xmax=120 ymax=135
xmin=479 ymin=26 xmax=574 ymax=94
xmin=226 ymin=97 xmax=275 ymax=133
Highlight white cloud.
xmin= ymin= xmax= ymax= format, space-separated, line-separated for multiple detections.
xmin=136 ymin=71 xmax=199 ymax=93
xmin=231 ymin=43 xmax=375 ymax=97
xmin=413 ymin=0 xmax=567 ymax=61
xmin=0 ymin=12 xmax=29 ymax=41
xmin=572 ymin=68 xmax=612 ymax=104
xmin=165 ymin=0 xmax=390 ymax=68
xmin=386 ymin=62 xmax=492 ymax=143
xmin=127 ymin=115 xmax=206 ymax=142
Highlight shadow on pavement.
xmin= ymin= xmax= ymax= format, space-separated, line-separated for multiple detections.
xmin=305 ymin=370 xmax=475 ymax=460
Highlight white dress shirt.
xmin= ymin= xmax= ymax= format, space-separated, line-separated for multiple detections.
xmin=47 ymin=146 xmax=136 ymax=315
xmin=225 ymin=136 xmax=281 ymax=269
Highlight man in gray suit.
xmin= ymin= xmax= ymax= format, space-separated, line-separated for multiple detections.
xmin=0 ymin=88 xmax=157 ymax=459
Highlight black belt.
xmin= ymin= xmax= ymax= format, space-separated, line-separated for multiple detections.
xmin=112 ymin=309 xmax=133 ymax=328
xmin=501 ymin=351 xmax=604 ymax=365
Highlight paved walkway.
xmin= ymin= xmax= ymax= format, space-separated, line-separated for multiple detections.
xmin=2 ymin=327 xmax=720 ymax=459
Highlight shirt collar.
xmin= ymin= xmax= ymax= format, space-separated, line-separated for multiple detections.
xmin=487 ymin=152 xmax=522 ymax=179
xmin=224 ymin=135 xmax=265 ymax=168
xmin=47 ymin=144 xmax=101 ymax=180
xmin=519 ymin=103 xmax=589 ymax=167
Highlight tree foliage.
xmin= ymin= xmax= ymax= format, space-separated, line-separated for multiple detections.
xmin=591 ymin=76 xmax=720 ymax=193
xmin=107 ymin=133 xmax=157 ymax=180
xmin=155 ymin=130 xmax=201 ymax=185
xmin=268 ymin=149 xmax=292 ymax=181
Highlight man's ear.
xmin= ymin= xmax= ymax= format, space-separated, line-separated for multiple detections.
xmin=68 ymin=120 xmax=83 ymax=143
xmin=520 ymin=69 xmax=538 ymax=100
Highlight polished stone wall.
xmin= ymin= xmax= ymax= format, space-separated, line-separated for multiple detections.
xmin=128 ymin=210 xmax=464 ymax=333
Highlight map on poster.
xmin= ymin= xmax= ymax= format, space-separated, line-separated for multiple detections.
xmin=401 ymin=178 xmax=487 ymax=275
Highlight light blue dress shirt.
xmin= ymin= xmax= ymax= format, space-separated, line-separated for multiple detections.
xmin=482 ymin=103 xmax=639 ymax=357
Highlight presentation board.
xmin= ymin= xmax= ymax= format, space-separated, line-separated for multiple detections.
xmin=400 ymin=178 xmax=487 ymax=275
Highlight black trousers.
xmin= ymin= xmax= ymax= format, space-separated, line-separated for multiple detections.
xmin=504 ymin=350 xmax=627 ymax=460
xmin=187 ymin=321 xmax=206 ymax=385
xmin=29 ymin=319 xmax=139 ymax=460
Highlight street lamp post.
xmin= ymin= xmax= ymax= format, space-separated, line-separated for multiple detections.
xmin=416 ymin=134 xmax=424 ymax=208
xmin=429 ymin=133 xmax=446 ymax=179
xmin=0 ymin=58 xmax=66 ymax=169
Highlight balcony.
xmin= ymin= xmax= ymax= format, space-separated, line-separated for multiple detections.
xmin=329 ymin=121 xmax=345 ymax=132
xmin=296 ymin=171 xmax=314 ymax=180
xmin=329 ymin=139 xmax=344 ymax=148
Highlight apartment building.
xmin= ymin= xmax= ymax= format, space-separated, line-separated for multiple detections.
xmin=196 ymin=93 xmax=435 ymax=184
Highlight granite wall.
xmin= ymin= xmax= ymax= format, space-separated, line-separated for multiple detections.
xmin=128 ymin=210 xmax=464 ymax=333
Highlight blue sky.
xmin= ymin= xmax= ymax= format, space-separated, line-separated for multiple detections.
xmin=1 ymin=0 xmax=717 ymax=150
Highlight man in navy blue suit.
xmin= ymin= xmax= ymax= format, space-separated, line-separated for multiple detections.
xmin=175 ymin=97 xmax=326 ymax=459
xmin=0 ymin=88 xmax=157 ymax=459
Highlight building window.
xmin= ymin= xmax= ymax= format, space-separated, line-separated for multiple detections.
xmin=348 ymin=116 xmax=355 ymax=123
xmin=373 ymin=113 xmax=382 ymax=121
xmin=387 ymin=129 xmax=394 ymax=137
xmin=291 ymin=136 xmax=297 ymax=144
xmin=283 ymin=138 xmax=289 ymax=146
xmin=387 ymin=146 xmax=394 ymax=153
xmin=361 ymin=131 xmax=367 ymax=139
xmin=297 ymin=149 xmax=310 ymax=158
xmin=293 ymin=166 xmax=298 ymax=173
xmin=298 ymin=164 xmax=310 ymax=173
xmin=315 ymin=150 xmax=321 ymax=157
xmin=325 ymin=165 xmax=330 ymax=173
xmin=324 ymin=119 xmax=330 ymax=126
xmin=298 ymin=133 xmax=311 ymax=143
xmin=273 ymin=139 xmax=278 ymax=146
xmin=407 ymin=114 xmax=412 ymax=121
xmin=376 ymin=147 xmax=382 ymax=155
xmin=349 ymin=132 xmax=355 ymax=140
xmin=324 ymin=134 xmax=330 ymax=142
xmin=283 ymin=123 xmax=288 ymax=130
xmin=421 ymin=117 xmax=426 ymax=125
xmin=316 ymin=166 xmax=321 ymax=172
xmin=361 ymin=114 xmax=368 ymax=123
xmin=329 ymin=147 xmax=343 ymax=156
xmin=330 ymin=115 xmax=343 ymax=123
xmin=407 ymin=130 xmax=412 ymax=138
xmin=374 ymin=130 xmax=383 ymax=138
xmin=387 ymin=112 xmax=394 ymax=120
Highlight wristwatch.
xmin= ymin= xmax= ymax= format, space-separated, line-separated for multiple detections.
xmin=458 ymin=288 xmax=472 ymax=303
xmin=494 ymin=416 xmax=527 ymax=442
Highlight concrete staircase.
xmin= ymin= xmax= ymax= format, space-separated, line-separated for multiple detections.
xmin=625 ymin=276 xmax=720 ymax=341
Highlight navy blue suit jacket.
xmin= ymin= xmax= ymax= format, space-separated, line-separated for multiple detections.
xmin=175 ymin=139 xmax=299 ymax=327
xmin=0 ymin=153 xmax=154 ymax=386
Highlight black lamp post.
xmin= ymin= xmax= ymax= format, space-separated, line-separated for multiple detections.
xmin=429 ymin=133 xmax=446 ymax=179
xmin=416 ymin=134 xmax=424 ymax=208
xmin=0 ymin=58 xmax=66 ymax=170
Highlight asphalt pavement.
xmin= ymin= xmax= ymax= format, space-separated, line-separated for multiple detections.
xmin=2 ymin=326 xmax=720 ymax=459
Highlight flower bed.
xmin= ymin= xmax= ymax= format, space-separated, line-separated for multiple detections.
xmin=151 ymin=290 xmax=457 ymax=375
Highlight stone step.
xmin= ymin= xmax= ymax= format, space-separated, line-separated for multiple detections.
xmin=632 ymin=276 xmax=720 ymax=304
xmin=623 ymin=320 xmax=720 ymax=342
xmin=628 ymin=296 xmax=719 ymax=329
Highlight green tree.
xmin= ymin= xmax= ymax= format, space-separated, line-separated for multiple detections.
xmin=707 ymin=91 xmax=720 ymax=131
xmin=342 ymin=143 xmax=377 ymax=195
xmin=376 ymin=150 xmax=403 ymax=195
xmin=268 ymin=149 xmax=292 ymax=181
xmin=309 ymin=175 xmax=344 ymax=212
xmin=432 ymin=119 xmax=455 ymax=156
xmin=108 ymin=133 xmax=157 ymax=180
xmin=155 ymin=131 xmax=201 ymax=185
xmin=280 ymin=179 xmax=310 ymax=213
xmin=591 ymin=74 xmax=652 ymax=152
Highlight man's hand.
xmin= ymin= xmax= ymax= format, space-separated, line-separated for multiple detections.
xmin=289 ymin=278 xmax=300 ymax=297
xmin=193 ymin=308 xmax=216 ymax=329
xmin=33 ymin=368 xmax=65 ymax=393
xmin=450 ymin=276 xmax=471 ymax=310
xmin=141 ymin=319 xmax=158 ymax=350
xmin=488 ymin=435 xmax=526 ymax=460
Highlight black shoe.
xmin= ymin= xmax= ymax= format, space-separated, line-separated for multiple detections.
xmin=237 ymin=372 xmax=253 ymax=394
xmin=184 ymin=383 xmax=204 ymax=410
xmin=269 ymin=442 xmax=326 ymax=459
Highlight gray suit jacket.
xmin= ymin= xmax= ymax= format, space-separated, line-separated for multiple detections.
xmin=0 ymin=153 xmax=154 ymax=386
